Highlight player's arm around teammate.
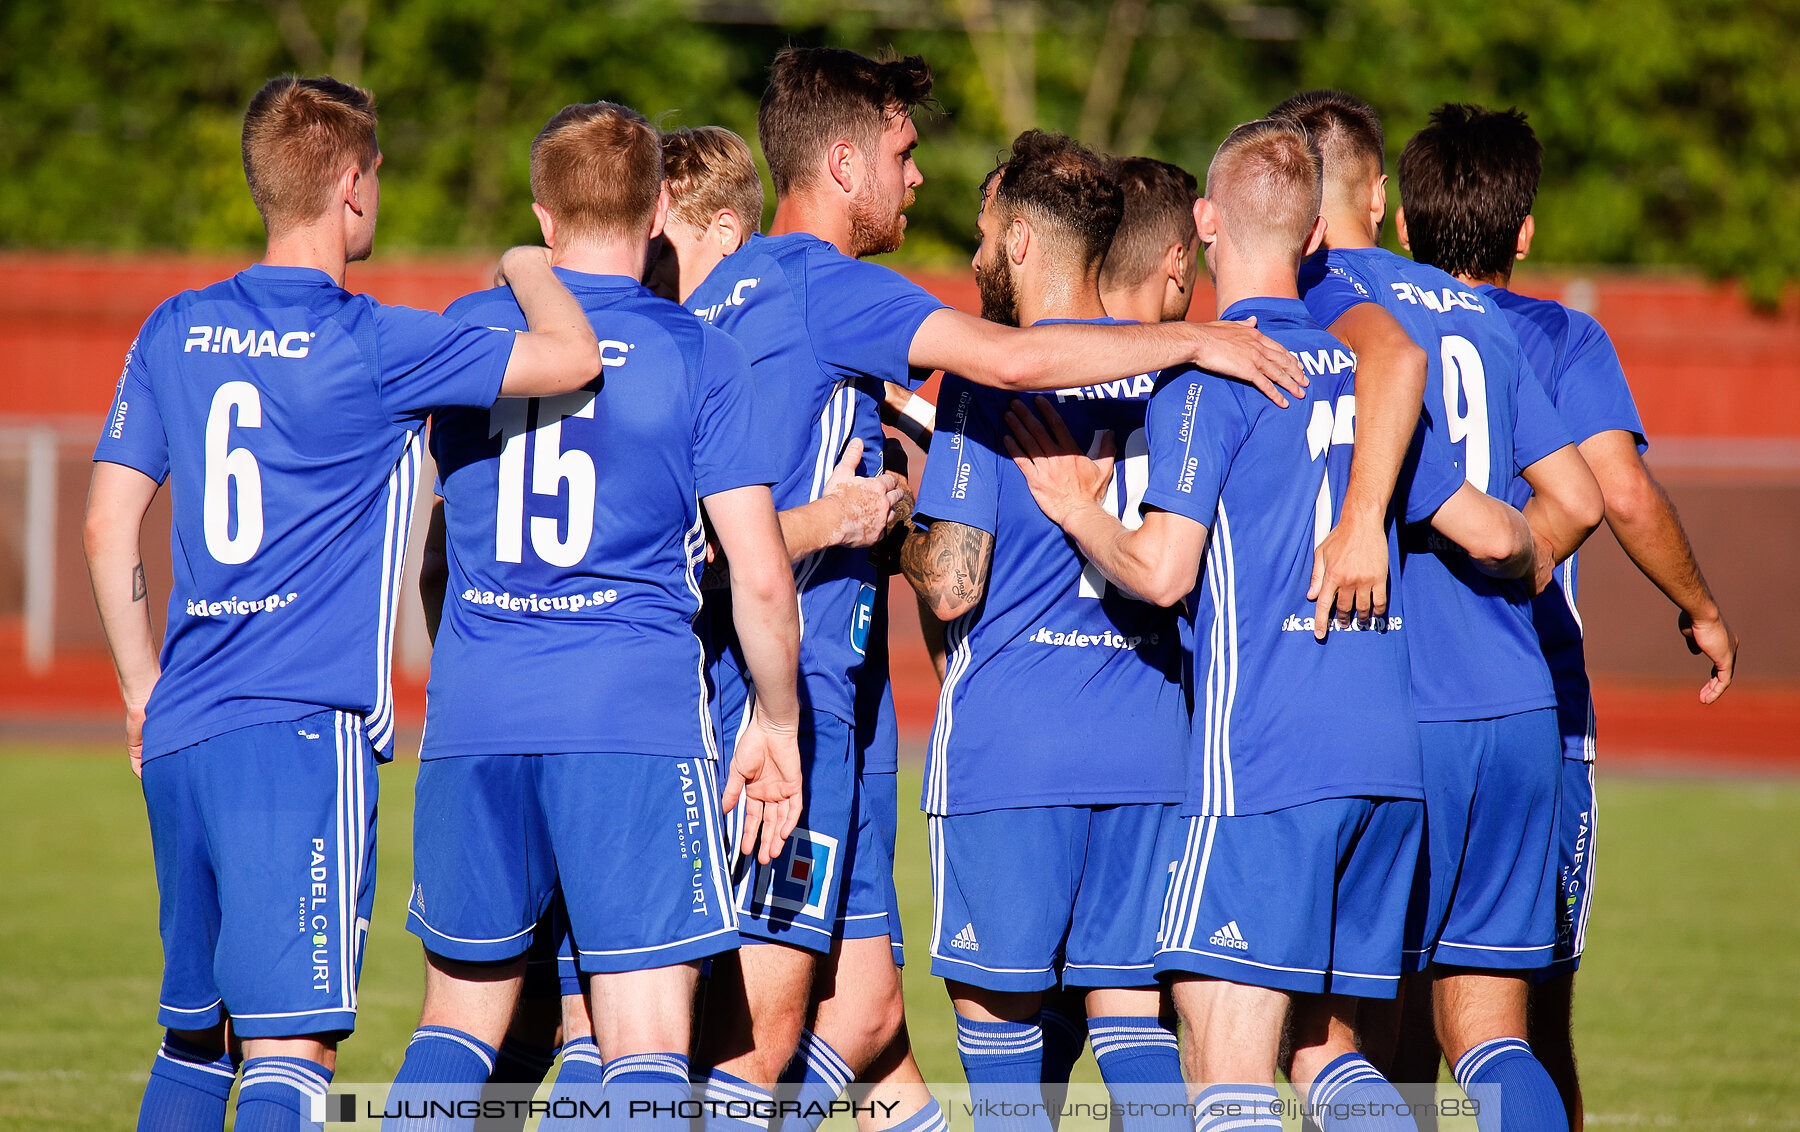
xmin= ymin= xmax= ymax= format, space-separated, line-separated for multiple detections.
xmin=1268 ymin=93 xmax=1434 ymax=640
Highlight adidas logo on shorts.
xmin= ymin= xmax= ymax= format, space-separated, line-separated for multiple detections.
xmin=950 ymin=923 xmax=980 ymax=952
xmin=1208 ymin=921 xmax=1250 ymax=951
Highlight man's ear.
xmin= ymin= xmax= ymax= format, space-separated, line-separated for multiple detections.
xmin=531 ymin=202 xmax=556 ymax=249
xmin=714 ymin=209 xmax=744 ymax=254
xmin=828 ymin=139 xmax=858 ymax=194
xmin=1194 ymin=198 xmax=1220 ymax=246
xmin=1369 ymin=172 xmax=1389 ymax=228
xmin=341 ymin=163 xmax=365 ymax=216
xmin=1395 ymin=205 xmax=1410 ymax=253
xmin=1516 ymin=214 xmax=1535 ymax=260
xmin=1008 ymin=216 xmax=1031 ymax=265
xmin=1303 ymin=214 xmax=1328 ymax=258
xmin=1165 ymin=241 xmax=1187 ymax=288
xmin=649 ymin=185 xmax=670 ymax=241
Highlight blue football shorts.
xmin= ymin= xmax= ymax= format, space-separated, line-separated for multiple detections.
xmin=407 ymin=752 xmax=737 ymax=974
xmin=930 ymin=803 xmax=1184 ymax=993
xmin=1156 ymin=797 xmax=1425 ymax=999
xmin=725 ymin=710 xmax=857 ymax=954
xmin=1418 ymin=708 xmax=1562 ymax=971
xmin=839 ymin=768 xmax=905 ymax=966
xmin=1540 ymin=752 xmax=1597 ymax=980
xmin=142 ymin=709 xmax=377 ymax=1038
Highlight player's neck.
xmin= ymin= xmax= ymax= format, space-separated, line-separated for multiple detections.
xmin=675 ymin=244 xmax=726 ymax=304
xmin=1210 ymin=261 xmax=1301 ymax=315
xmin=1019 ymin=265 xmax=1108 ymax=326
xmin=1099 ymin=282 xmax=1164 ymax=325
xmin=769 ymin=193 xmax=854 ymax=256
xmin=1459 ymin=268 xmax=1511 ymax=290
xmin=262 ymin=226 xmax=351 ymax=288
xmin=1318 ymin=204 xmax=1378 ymax=251
xmin=551 ymin=238 xmax=646 ymax=283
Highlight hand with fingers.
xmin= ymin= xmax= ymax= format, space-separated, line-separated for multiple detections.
xmin=722 ymin=708 xmax=803 ymax=865
xmin=1001 ymin=396 xmax=1117 ymax=525
xmin=126 ymin=701 xmax=147 ymax=779
xmin=1189 ymin=316 xmax=1308 ymax=408
xmin=1679 ymin=609 xmax=1739 ymax=705
xmin=821 ymin=438 xmax=907 ymax=548
xmin=1306 ymin=515 xmax=1391 ymax=641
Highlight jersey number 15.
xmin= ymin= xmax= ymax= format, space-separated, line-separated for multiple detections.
xmin=489 ymin=392 xmax=598 ymax=568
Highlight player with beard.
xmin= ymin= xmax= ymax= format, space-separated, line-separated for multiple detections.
xmin=685 ymin=45 xmax=1306 ymax=1132
xmin=904 ymin=131 xmax=1188 ymax=1132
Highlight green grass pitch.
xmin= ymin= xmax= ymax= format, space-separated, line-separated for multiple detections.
xmin=3 ymin=748 xmax=1798 ymax=1128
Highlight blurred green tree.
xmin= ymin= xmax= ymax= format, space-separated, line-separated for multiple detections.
xmin=1 ymin=0 xmax=1794 ymax=300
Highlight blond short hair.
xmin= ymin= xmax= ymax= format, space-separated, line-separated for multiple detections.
xmin=241 ymin=75 xmax=379 ymax=236
xmin=1205 ymin=118 xmax=1323 ymax=266
xmin=663 ymin=126 xmax=764 ymax=232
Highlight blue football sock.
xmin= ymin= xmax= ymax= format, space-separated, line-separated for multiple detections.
xmin=1086 ymin=1017 xmax=1185 ymax=1132
xmin=698 ymin=1068 xmax=776 ymax=1132
xmin=234 ymin=1056 xmax=331 ymax=1132
xmin=1037 ymin=1006 xmax=1086 ymax=1124
xmin=1305 ymin=1052 xmax=1415 ymax=1132
xmin=600 ymin=1052 xmax=691 ymax=1132
xmin=539 ymin=1038 xmax=607 ymax=1130
xmin=382 ymin=1025 xmax=499 ymax=1131
xmin=137 ymin=1032 xmax=237 ymax=1132
xmin=1193 ymin=1084 xmax=1281 ymax=1132
xmin=775 ymin=1029 xmax=856 ymax=1132
xmin=1452 ymin=1038 xmax=1568 ymax=1132
xmin=888 ymin=1098 xmax=951 ymax=1132
xmin=955 ymin=1014 xmax=1052 ymax=1132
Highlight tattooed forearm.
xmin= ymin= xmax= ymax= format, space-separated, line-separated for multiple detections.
xmin=900 ymin=521 xmax=994 ymax=620
xmin=131 ymin=563 xmax=146 ymax=602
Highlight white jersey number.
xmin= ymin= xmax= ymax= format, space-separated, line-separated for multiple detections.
xmin=1307 ymin=394 xmax=1358 ymax=549
xmin=490 ymin=392 xmax=597 ymax=568
xmin=1077 ymin=427 xmax=1150 ymax=599
xmin=203 ymin=381 xmax=265 ymax=564
xmin=1440 ymin=335 xmax=1491 ymax=492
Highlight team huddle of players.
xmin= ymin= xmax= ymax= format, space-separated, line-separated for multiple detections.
xmin=85 ymin=42 xmax=1738 ymax=1132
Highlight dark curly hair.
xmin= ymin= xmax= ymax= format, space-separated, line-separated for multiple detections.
xmin=986 ymin=130 xmax=1124 ymax=269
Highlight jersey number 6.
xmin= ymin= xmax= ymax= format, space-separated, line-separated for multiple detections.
xmin=203 ymin=381 xmax=264 ymax=564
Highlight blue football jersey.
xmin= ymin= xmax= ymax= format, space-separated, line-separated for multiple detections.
xmin=1300 ymin=248 xmax=1573 ymax=721
xmin=92 ymin=264 xmax=514 ymax=760
xmin=851 ymin=378 xmax=901 ymax=775
xmin=1143 ymin=298 xmax=1462 ymax=816
xmin=687 ymin=233 xmax=946 ymax=727
xmin=425 ymin=271 xmax=768 ymax=760
xmin=1487 ymin=285 xmax=1646 ymax=753
xmin=914 ymin=321 xmax=1187 ymax=815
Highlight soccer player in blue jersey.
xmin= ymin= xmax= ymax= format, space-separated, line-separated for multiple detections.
xmin=1282 ymin=91 xmax=1606 ymax=1131
xmin=83 ymin=76 xmax=602 ymax=1132
xmin=686 ymin=47 xmax=1306 ymax=1132
xmin=1398 ymin=103 xmax=1738 ymax=1130
xmin=387 ymin=101 xmax=804 ymax=1128
xmin=903 ymin=130 xmax=1189 ymax=1132
xmin=1005 ymin=117 xmax=1548 ymax=1132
